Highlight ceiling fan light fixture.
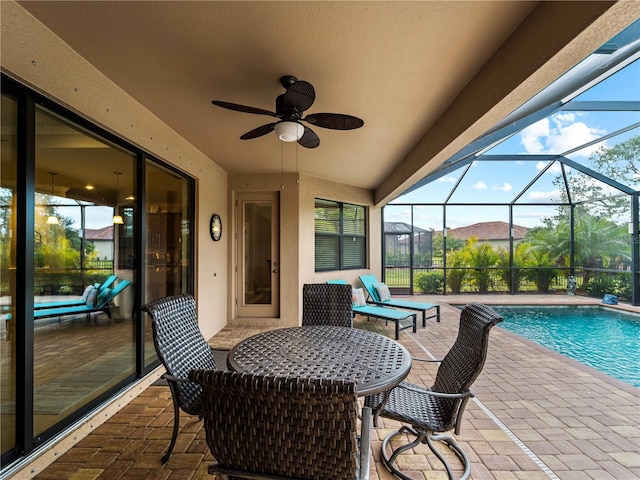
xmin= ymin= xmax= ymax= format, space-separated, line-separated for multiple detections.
xmin=275 ymin=121 xmax=304 ymax=142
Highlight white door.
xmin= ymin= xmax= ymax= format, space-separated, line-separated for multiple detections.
xmin=236 ymin=192 xmax=280 ymax=317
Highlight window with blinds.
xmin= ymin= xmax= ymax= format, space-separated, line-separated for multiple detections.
xmin=315 ymin=199 xmax=366 ymax=271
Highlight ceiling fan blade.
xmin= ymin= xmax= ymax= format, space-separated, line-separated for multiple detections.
xmin=298 ymin=126 xmax=320 ymax=149
xmin=303 ymin=113 xmax=364 ymax=130
xmin=212 ymin=100 xmax=277 ymax=117
xmin=240 ymin=123 xmax=277 ymax=140
xmin=284 ymin=80 xmax=315 ymax=112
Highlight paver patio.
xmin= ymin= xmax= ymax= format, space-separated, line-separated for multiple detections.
xmin=15 ymin=294 xmax=640 ymax=480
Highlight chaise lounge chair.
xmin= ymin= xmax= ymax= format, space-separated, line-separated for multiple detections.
xmin=359 ymin=274 xmax=440 ymax=327
xmin=327 ymin=280 xmax=416 ymax=339
xmin=33 ymin=275 xmax=119 ymax=310
xmin=33 ymin=278 xmax=131 ymax=321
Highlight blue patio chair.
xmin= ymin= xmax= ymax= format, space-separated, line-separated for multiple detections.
xmin=359 ymin=274 xmax=440 ymax=327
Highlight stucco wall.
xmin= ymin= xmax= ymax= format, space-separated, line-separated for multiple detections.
xmin=1 ymin=1 xmax=228 ymax=340
xmin=299 ymin=172 xmax=382 ymax=294
xmin=227 ymin=172 xmax=300 ymax=327
xmin=228 ymin=172 xmax=381 ymax=326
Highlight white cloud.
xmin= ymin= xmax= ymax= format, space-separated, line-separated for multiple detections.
xmin=473 ymin=181 xmax=488 ymax=190
xmin=437 ymin=176 xmax=458 ymax=183
xmin=536 ymin=161 xmax=562 ymax=173
xmin=493 ymin=183 xmax=512 ymax=192
xmin=519 ymin=113 xmax=606 ymax=157
xmin=521 ymin=118 xmax=550 ymax=153
xmin=528 ymin=189 xmax=561 ymax=201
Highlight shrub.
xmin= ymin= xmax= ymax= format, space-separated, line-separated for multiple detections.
xmin=585 ymin=274 xmax=618 ymax=298
xmin=415 ymin=271 xmax=443 ymax=294
xmin=446 ymin=269 xmax=466 ymax=293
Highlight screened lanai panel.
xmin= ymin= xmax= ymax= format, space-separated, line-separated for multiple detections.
xmin=573 ymin=201 xmax=632 ymax=296
xmin=573 ymin=58 xmax=639 ymax=102
xmin=412 ymin=206 xmax=443 ymax=233
xmin=566 ymin=128 xmax=640 ymax=191
xmin=564 ymin=167 xmax=629 ymax=204
xmin=479 ymin=59 xmax=639 ymax=161
xmin=446 ymin=160 xmax=534 ymax=204
xmin=383 ymin=204 xmax=411 ymax=224
xmin=445 ymin=205 xmax=509 ymax=232
xmin=513 ymin=204 xmax=560 ymax=230
xmin=389 ymin=168 xmax=464 ymax=204
xmin=514 ymin=161 xmax=568 ymax=204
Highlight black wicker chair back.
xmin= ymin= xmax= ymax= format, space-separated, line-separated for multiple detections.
xmin=430 ymin=302 xmax=503 ymax=430
xmin=189 ymin=370 xmax=371 ymax=480
xmin=302 ymin=283 xmax=353 ymax=327
xmin=365 ymin=302 xmax=502 ymax=480
xmin=142 ymin=293 xmax=218 ymax=463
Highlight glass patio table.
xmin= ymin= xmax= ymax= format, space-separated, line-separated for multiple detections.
xmin=227 ymin=325 xmax=412 ymax=396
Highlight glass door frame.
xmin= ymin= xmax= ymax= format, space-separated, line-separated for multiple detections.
xmin=0 ymin=73 xmax=195 ymax=468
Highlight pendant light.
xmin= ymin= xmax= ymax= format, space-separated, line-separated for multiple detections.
xmin=46 ymin=172 xmax=59 ymax=225
xmin=112 ymin=171 xmax=124 ymax=225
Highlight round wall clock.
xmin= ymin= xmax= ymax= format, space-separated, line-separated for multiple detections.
xmin=210 ymin=214 xmax=222 ymax=241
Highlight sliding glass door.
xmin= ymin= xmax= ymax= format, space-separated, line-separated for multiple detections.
xmin=32 ymin=106 xmax=138 ymax=437
xmin=0 ymin=76 xmax=194 ymax=468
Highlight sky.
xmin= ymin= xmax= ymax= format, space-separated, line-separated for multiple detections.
xmin=387 ymin=52 xmax=640 ymax=231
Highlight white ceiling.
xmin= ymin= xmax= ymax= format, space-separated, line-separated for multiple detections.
xmin=14 ymin=1 xmax=628 ymax=204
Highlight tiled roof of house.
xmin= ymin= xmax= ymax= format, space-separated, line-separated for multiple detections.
xmin=447 ymin=221 xmax=527 ymax=241
xmin=85 ymin=225 xmax=114 ymax=241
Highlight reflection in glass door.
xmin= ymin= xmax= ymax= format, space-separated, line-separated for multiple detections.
xmin=1 ymin=93 xmax=17 ymax=456
xmin=143 ymin=160 xmax=193 ymax=366
xmin=32 ymin=105 xmax=137 ymax=438
xmin=237 ymin=192 xmax=279 ymax=318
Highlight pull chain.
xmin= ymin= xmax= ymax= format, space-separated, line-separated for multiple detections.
xmin=280 ymin=140 xmax=285 ymax=189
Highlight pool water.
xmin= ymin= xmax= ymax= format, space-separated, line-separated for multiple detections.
xmin=491 ymin=305 xmax=640 ymax=388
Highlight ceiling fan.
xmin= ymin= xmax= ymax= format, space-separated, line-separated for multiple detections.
xmin=211 ymin=75 xmax=364 ymax=149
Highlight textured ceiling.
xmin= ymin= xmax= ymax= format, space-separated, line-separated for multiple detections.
xmin=13 ymin=1 xmax=624 ymax=203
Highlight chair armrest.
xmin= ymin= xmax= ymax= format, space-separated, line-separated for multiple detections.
xmin=412 ymin=357 xmax=442 ymax=363
xmin=162 ymin=373 xmax=191 ymax=384
xmin=400 ymin=382 xmax=474 ymax=400
xmin=359 ymin=406 xmax=372 ymax=480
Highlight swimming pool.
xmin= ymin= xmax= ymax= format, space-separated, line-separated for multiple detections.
xmin=490 ymin=305 xmax=640 ymax=388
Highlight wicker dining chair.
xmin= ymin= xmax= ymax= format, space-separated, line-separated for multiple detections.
xmin=365 ymin=302 xmax=503 ymax=480
xmin=142 ymin=293 xmax=226 ymax=464
xmin=189 ymin=369 xmax=372 ymax=480
xmin=302 ymin=283 xmax=353 ymax=327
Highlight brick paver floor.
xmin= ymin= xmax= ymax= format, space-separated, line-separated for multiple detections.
xmin=12 ymin=295 xmax=640 ymax=479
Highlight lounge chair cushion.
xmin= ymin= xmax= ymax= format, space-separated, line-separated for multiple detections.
xmin=352 ymin=288 xmax=366 ymax=307
xmin=375 ymin=283 xmax=392 ymax=302
xmin=86 ymin=286 xmax=99 ymax=307
xmin=81 ymin=285 xmax=95 ymax=302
